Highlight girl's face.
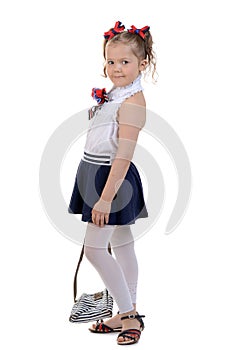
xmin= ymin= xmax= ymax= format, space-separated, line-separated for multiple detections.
xmin=105 ymin=43 xmax=147 ymax=87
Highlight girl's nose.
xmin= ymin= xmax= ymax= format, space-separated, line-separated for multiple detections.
xmin=114 ymin=63 xmax=122 ymax=71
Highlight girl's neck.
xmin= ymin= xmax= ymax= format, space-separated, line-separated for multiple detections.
xmin=109 ymin=74 xmax=143 ymax=103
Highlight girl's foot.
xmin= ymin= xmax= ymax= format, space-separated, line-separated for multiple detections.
xmin=117 ymin=313 xmax=145 ymax=345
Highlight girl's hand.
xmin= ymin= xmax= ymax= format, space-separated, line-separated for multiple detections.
xmin=91 ymin=198 xmax=112 ymax=227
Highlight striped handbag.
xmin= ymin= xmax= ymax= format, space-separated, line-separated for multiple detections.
xmin=69 ymin=244 xmax=114 ymax=323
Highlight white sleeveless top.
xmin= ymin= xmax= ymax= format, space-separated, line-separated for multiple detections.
xmin=83 ymin=74 xmax=143 ymax=165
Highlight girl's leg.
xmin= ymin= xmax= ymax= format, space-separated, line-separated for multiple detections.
xmin=110 ymin=226 xmax=144 ymax=344
xmin=84 ymin=223 xmax=134 ymax=314
xmin=110 ymin=225 xmax=138 ymax=306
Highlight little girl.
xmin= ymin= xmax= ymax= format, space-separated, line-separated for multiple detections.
xmin=68 ymin=21 xmax=156 ymax=345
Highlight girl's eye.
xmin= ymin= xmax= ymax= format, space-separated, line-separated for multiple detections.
xmin=107 ymin=60 xmax=114 ymax=65
xmin=122 ymin=60 xmax=129 ymax=65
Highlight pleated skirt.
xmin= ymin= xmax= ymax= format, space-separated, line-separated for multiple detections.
xmin=68 ymin=160 xmax=148 ymax=225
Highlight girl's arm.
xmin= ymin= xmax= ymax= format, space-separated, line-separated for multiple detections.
xmin=91 ymin=92 xmax=146 ymax=226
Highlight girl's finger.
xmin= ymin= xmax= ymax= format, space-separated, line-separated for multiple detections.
xmin=100 ymin=214 xmax=105 ymax=227
xmin=95 ymin=213 xmax=100 ymax=226
xmin=105 ymin=214 xmax=109 ymax=224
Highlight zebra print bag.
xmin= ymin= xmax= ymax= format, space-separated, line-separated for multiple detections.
xmin=69 ymin=244 xmax=114 ymax=323
xmin=69 ymin=288 xmax=113 ymax=323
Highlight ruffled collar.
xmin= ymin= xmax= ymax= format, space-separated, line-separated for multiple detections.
xmin=108 ymin=74 xmax=143 ymax=103
xmin=89 ymin=74 xmax=143 ymax=120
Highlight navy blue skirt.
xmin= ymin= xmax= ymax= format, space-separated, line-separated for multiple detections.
xmin=68 ymin=160 xmax=148 ymax=225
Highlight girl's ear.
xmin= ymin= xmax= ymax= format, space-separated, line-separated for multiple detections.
xmin=139 ymin=59 xmax=148 ymax=72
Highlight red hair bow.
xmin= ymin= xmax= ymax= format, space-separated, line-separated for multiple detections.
xmin=128 ymin=25 xmax=150 ymax=40
xmin=104 ymin=21 xmax=125 ymax=40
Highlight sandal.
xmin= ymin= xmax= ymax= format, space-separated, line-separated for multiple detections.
xmin=117 ymin=314 xmax=145 ymax=345
xmin=89 ymin=319 xmax=122 ymax=333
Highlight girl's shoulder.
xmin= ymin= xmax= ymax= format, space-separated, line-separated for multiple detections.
xmin=117 ymin=92 xmax=146 ymax=129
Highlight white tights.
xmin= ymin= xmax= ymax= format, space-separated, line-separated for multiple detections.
xmin=84 ymin=223 xmax=138 ymax=314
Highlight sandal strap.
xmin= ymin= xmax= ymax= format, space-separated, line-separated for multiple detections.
xmin=120 ymin=314 xmax=145 ymax=321
xmin=120 ymin=314 xmax=145 ymax=332
xmin=95 ymin=321 xmax=114 ymax=333
xmin=117 ymin=329 xmax=141 ymax=341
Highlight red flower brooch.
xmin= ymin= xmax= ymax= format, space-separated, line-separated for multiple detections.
xmin=91 ymin=88 xmax=109 ymax=105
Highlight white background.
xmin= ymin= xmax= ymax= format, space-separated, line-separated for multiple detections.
xmin=1 ymin=0 xmax=232 ymax=349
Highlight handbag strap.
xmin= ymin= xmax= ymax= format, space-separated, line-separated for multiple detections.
xmin=73 ymin=243 xmax=112 ymax=303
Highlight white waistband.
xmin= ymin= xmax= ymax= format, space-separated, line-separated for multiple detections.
xmin=83 ymin=151 xmax=112 ymax=165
